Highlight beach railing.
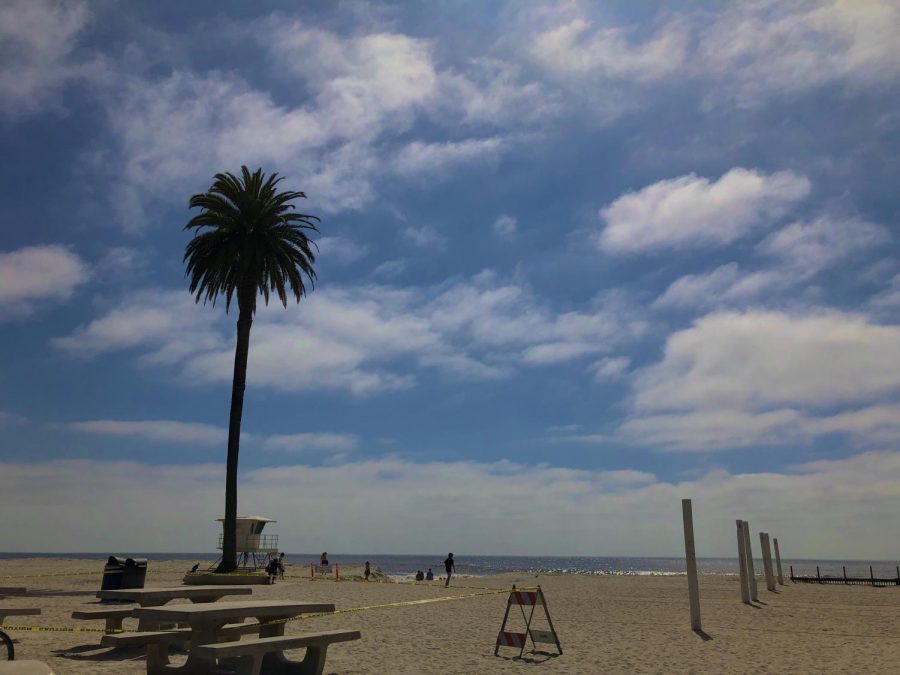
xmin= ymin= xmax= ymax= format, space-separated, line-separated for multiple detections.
xmin=789 ymin=564 xmax=900 ymax=587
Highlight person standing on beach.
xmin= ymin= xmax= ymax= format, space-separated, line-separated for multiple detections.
xmin=444 ymin=553 xmax=455 ymax=587
xmin=364 ymin=561 xmax=371 ymax=581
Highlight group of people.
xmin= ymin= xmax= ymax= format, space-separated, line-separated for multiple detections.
xmin=413 ymin=553 xmax=456 ymax=586
xmin=266 ymin=552 xmax=286 ymax=583
xmin=265 ymin=551 xmax=457 ymax=586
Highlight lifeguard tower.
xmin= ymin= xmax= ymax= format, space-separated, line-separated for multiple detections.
xmin=212 ymin=516 xmax=279 ymax=571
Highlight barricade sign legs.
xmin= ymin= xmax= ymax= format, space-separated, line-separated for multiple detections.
xmin=494 ymin=585 xmax=562 ymax=658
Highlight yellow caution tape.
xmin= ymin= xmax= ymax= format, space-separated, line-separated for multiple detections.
xmin=0 ymin=586 xmax=537 ymax=633
xmin=1 ymin=570 xmax=106 ymax=579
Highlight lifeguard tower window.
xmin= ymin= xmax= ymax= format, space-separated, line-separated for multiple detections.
xmin=212 ymin=516 xmax=280 ymax=572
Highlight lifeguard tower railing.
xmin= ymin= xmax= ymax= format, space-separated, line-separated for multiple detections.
xmin=217 ymin=533 xmax=279 ymax=552
xmin=214 ymin=533 xmax=279 ymax=571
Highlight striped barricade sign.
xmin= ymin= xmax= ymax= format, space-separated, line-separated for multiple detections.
xmin=510 ymin=590 xmax=538 ymax=606
xmin=493 ymin=585 xmax=562 ymax=658
xmin=496 ymin=631 xmax=527 ymax=648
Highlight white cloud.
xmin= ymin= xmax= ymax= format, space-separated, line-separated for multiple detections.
xmin=402 ymin=225 xmax=447 ymax=250
xmin=53 ymin=290 xmax=223 ymax=360
xmin=697 ymin=1 xmax=900 ymax=107
xmin=371 ymin=260 xmax=407 ymax=279
xmin=392 ymin=138 xmax=505 ymax=178
xmin=519 ymin=2 xmax=900 ymax=114
xmin=598 ymin=168 xmax=810 ymax=254
xmin=264 ymin=433 xmax=360 ymax=453
xmin=55 ymin=274 xmax=646 ymax=395
xmin=531 ymin=15 xmax=688 ymax=83
xmin=492 ymin=214 xmax=517 ymax=238
xmin=623 ymin=310 xmax=900 ymax=450
xmin=0 ymin=245 xmax=90 ymax=317
xmin=71 ymin=419 xmax=228 ymax=446
xmin=100 ymin=18 xmax=542 ymax=227
xmin=870 ymin=274 xmax=900 ymax=311
xmin=759 ymin=214 xmax=889 ymax=272
xmin=0 ymin=0 xmax=98 ymax=116
xmin=655 ymin=215 xmax=890 ymax=310
xmin=315 ymin=237 xmax=369 ymax=266
xmin=592 ymin=356 xmax=630 ymax=381
xmin=4 ymin=451 xmax=900 ymax=558
xmin=0 ymin=410 xmax=28 ymax=426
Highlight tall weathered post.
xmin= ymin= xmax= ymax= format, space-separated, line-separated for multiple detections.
xmin=736 ymin=520 xmax=750 ymax=604
xmin=760 ymin=532 xmax=776 ymax=592
xmin=773 ymin=537 xmax=784 ymax=585
xmin=742 ymin=521 xmax=758 ymax=601
xmin=682 ymin=499 xmax=702 ymax=631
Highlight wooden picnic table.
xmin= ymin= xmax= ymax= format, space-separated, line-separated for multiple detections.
xmin=132 ymin=600 xmax=334 ymax=674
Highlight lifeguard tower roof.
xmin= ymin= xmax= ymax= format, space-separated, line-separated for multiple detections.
xmin=216 ymin=516 xmax=276 ymax=523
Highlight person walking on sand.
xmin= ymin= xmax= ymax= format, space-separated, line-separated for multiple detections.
xmin=364 ymin=561 xmax=371 ymax=581
xmin=277 ymin=552 xmax=285 ymax=580
xmin=444 ymin=552 xmax=455 ymax=587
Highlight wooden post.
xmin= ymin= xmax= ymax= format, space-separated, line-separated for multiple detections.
xmin=682 ymin=499 xmax=702 ymax=631
xmin=773 ymin=537 xmax=784 ymax=585
xmin=736 ymin=520 xmax=750 ymax=604
xmin=760 ymin=533 xmax=776 ymax=592
xmin=816 ymin=566 xmax=820 ymax=583
xmin=790 ymin=564 xmax=794 ymax=581
xmin=870 ymin=566 xmax=875 ymax=587
xmin=843 ymin=566 xmax=847 ymax=585
xmin=742 ymin=521 xmax=758 ymax=601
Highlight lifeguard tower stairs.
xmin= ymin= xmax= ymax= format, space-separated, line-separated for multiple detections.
xmin=210 ymin=516 xmax=279 ymax=571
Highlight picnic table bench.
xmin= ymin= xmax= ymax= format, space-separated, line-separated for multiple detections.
xmin=131 ymin=600 xmax=344 ymax=674
xmin=0 ymin=607 xmax=40 ymax=624
xmin=193 ymin=629 xmax=361 ymax=675
xmin=71 ymin=607 xmax=135 ymax=632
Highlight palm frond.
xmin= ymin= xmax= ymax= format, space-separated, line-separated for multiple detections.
xmin=183 ymin=166 xmax=319 ymax=314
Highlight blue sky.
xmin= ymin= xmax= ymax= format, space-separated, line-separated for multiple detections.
xmin=2 ymin=0 xmax=900 ymax=558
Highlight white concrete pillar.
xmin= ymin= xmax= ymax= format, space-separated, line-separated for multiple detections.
xmin=682 ymin=499 xmax=702 ymax=631
xmin=737 ymin=520 xmax=750 ymax=604
xmin=773 ymin=538 xmax=785 ymax=585
xmin=742 ymin=520 xmax=758 ymax=602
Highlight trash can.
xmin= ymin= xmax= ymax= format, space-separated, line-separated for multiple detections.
xmin=101 ymin=556 xmax=127 ymax=591
xmin=122 ymin=558 xmax=148 ymax=589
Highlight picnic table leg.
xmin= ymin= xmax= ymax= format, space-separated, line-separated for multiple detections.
xmin=180 ymin=622 xmax=230 ymax=674
xmin=257 ymin=615 xmax=327 ymax=675
xmin=146 ymin=642 xmax=171 ymax=672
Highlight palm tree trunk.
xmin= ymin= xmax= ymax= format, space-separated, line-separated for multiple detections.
xmin=216 ymin=294 xmax=254 ymax=573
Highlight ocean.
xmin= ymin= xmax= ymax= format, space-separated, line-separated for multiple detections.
xmin=2 ymin=552 xmax=898 ymax=580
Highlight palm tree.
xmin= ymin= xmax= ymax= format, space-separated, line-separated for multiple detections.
xmin=184 ymin=166 xmax=318 ymax=573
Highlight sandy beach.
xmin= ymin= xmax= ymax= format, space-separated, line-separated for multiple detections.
xmin=2 ymin=558 xmax=899 ymax=674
